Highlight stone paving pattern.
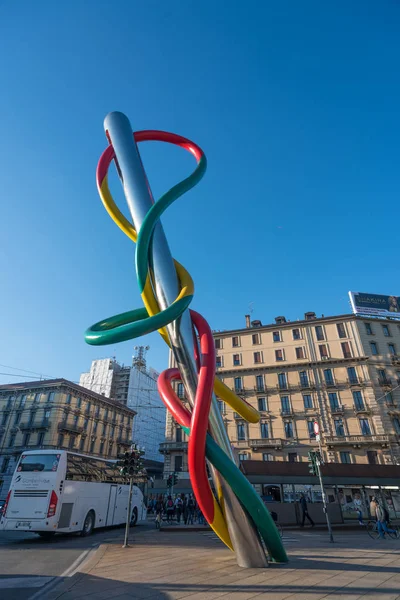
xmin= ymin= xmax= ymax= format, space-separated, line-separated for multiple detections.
xmin=44 ymin=528 xmax=400 ymax=600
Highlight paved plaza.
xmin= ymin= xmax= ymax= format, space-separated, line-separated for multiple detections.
xmin=40 ymin=527 xmax=400 ymax=600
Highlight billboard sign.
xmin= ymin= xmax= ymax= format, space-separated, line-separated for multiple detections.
xmin=349 ymin=291 xmax=400 ymax=319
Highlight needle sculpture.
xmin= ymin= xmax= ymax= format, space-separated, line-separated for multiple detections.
xmin=85 ymin=112 xmax=287 ymax=566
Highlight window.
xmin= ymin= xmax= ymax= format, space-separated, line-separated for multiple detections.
xmin=353 ymin=391 xmax=365 ymax=411
xmin=388 ymin=344 xmax=396 ymax=355
xmin=324 ymin=369 xmax=334 ymax=385
xmin=341 ymin=342 xmax=352 ymax=358
xmin=95 ymin=405 xmax=100 ymax=417
xmin=176 ymin=427 xmax=182 ymax=442
xmin=393 ymin=418 xmax=400 ymax=435
xmin=382 ymin=325 xmax=391 ymax=337
xmin=347 ymin=367 xmax=358 ymax=384
xmin=120 ymin=414 xmax=124 ymax=424
xmin=22 ymin=433 xmax=31 ymax=446
xmin=337 ymin=323 xmax=346 ymax=338
xmin=99 ymin=440 xmax=104 ymax=454
xmin=278 ymin=373 xmax=287 ymax=390
xmin=365 ymin=323 xmax=373 ymax=335
xmin=215 ymin=338 xmax=221 ymax=349
xmin=284 ymin=421 xmax=294 ymax=438
xmin=1 ymin=457 xmax=10 ymax=473
xmin=319 ymin=344 xmax=328 ymax=359
xmin=69 ymin=435 xmax=76 ymax=449
xmin=79 ymin=436 xmax=85 ymax=451
xmin=366 ymin=450 xmax=378 ymax=464
xmin=275 ymin=349 xmax=284 ymax=361
xmin=238 ymin=453 xmax=248 ymax=461
xmin=308 ymin=421 xmax=316 ymax=439
xmin=234 ymin=377 xmax=243 ymax=392
xmin=217 ymin=400 xmax=226 ymax=414
xmin=252 ymin=333 xmax=260 ymax=345
xmin=315 ymin=326 xmax=324 ymax=341
xmin=19 ymin=395 xmax=27 ymax=409
xmin=303 ymin=394 xmax=312 ymax=409
xmin=288 ymin=453 xmax=297 ymax=463
xmin=299 ymin=371 xmax=309 ymax=387
xmin=232 ymin=336 xmax=239 ymax=347
xmin=58 ymin=433 xmax=64 ymax=447
xmin=102 ymin=423 xmax=107 ymax=435
xmin=90 ymin=438 xmax=95 ymax=453
xmin=14 ymin=412 xmax=21 ymax=425
xmin=340 ymin=452 xmax=351 ymax=464
xmin=370 ymin=342 xmax=378 ymax=355
xmin=263 ymin=453 xmax=273 ymax=461
xmin=281 ymin=396 xmax=290 ymax=414
xmin=292 ymin=328 xmax=301 ymax=340
xmin=233 ymin=354 xmax=241 ymax=366
xmin=378 ymin=369 xmax=389 ymax=384
xmin=1 ymin=412 xmax=7 ymax=426
xmin=93 ymin=421 xmax=98 ymax=434
xmin=260 ymin=422 xmax=269 ymax=438
xmin=334 ymin=419 xmax=345 ymax=436
xmin=295 ymin=347 xmax=305 ymax=359
xmin=83 ymin=418 xmax=89 ymax=431
xmin=48 ymin=391 xmax=55 ymax=403
xmin=38 ymin=432 xmax=45 ymax=446
xmin=359 ymin=418 xmax=371 ymax=435
xmin=254 ymin=351 xmax=262 ymax=364
xmin=216 ymin=356 xmax=223 ymax=368
xmin=329 ymin=392 xmax=339 ymax=410
xmin=28 ymin=411 xmax=35 ymax=425
xmin=86 ymin=402 xmax=91 ymax=414
xmin=255 ymin=375 xmax=265 ymax=392
xmin=8 ymin=433 xmax=16 ymax=447
xmin=257 ymin=397 xmax=267 ymax=412
xmin=104 ymin=408 xmax=109 ymax=420
xmin=177 ymin=383 xmax=184 ymax=398
xmin=77 ymin=397 xmax=82 ymax=408
xmin=73 ymin=414 xmax=79 ymax=426
xmin=34 ymin=393 xmax=41 ymax=403
xmin=273 ymin=331 xmax=281 ymax=342
xmin=6 ymin=397 xmax=13 ymax=410
xmin=237 ymin=423 xmax=246 ymax=440
xmin=66 ymin=394 xmax=71 ymax=405
xmin=386 ymin=392 xmax=394 ymax=404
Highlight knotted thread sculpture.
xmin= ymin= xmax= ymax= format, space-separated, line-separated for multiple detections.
xmin=85 ymin=112 xmax=287 ymax=566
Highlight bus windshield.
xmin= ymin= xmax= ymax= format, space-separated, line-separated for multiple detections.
xmin=17 ymin=454 xmax=61 ymax=472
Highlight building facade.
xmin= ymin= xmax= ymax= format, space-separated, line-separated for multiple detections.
xmin=161 ymin=312 xmax=400 ymax=476
xmin=79 ymin=347 xmax=166 ymax=462
xmin=0 ymin=379 xmax=135 ymax=498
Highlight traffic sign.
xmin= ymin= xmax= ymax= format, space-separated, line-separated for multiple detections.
xmin=315 ymin=434 xmax=320 ymax=442
xmin=313 ymin=421 xmax=320 ymax=435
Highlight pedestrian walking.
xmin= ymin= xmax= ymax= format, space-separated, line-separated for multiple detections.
xmin=353 ymin=494 xmax=364 ymax=525
xmin=155 ymin=494 xmax=163 ymax=529
xmin=299 ymin=493 xmax=315 ymax=527
xmin=187 ymin=494 xmax=195 ymax=525
xmin=165 ymin=495 xmax=175 ymax=523
xmin=374 ymin=499 xmax=398 ymax=539
xmin=175 ymin=494 xmax=184 ymax=524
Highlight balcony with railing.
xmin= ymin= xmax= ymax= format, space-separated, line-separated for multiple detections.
xmin=58 ymin=422 xmax=83 ymax=435
xmin=378 ymin=377 xmax=392 ymax=388
xmin=280 ymin=408 xmax=293 ymax=417
xmin=325 ymin=434 xmax=390 ymax=446
xmin=391 ymin=355 xmax=400 ymax=366
xmin=329 ymin=403 xmax=345 ymax=415
xmin=20 ymin=419 xmax=51 ymax=431
xmin=353 ymin=404 xmax=371 ymax=415
xmin=159 ymin=441 xmax=188 ymax=454
xmin=249 ymin=438 xmax=283 ymax=450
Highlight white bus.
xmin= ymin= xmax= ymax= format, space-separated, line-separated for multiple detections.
xmin=0 ymin=449 xmax=147 ymax=538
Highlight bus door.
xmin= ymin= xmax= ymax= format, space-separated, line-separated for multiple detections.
xmin=106 ymin=485 xmax=118 ymax=526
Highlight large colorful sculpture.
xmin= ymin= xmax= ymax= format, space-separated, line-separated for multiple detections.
xmin=85 ymin=112 xmax=287 ymax=566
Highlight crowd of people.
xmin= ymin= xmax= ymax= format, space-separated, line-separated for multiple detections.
xmin=147 ymin=493 xmax=206 ymax=527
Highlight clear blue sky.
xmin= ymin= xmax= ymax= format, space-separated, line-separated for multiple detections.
xmin=1 ymin=1 xmax=399 ymax=385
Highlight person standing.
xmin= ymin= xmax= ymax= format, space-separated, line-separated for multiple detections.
xmin=175 ymin=494 xmax=184 ymax=524
xmin=353 ymin=494 xmax=364 ymax=525
xmin=374 ymin=499 xmax=398 ymax=539
xmin=299 ymin=493 xmax=315 ymax=527
xmin=187 ymin=494 xmax=195 ymax=525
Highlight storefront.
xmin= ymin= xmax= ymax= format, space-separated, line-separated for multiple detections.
xmin=241 ymin=461 xmax=400 ymax=525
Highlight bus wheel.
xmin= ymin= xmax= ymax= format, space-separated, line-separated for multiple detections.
xmin=38 ymin=532 xmax=56 ymax=539
xmin=130 ymin=507 xmax=138 ymax=527
xmin=81 ymin=510 xmax=95 ymax=536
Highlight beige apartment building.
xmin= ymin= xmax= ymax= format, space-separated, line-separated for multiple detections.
xmin=161 ymin=312 xmax=400 ymax=476
xmin=0 ymin=379 xmax=135 ymax=498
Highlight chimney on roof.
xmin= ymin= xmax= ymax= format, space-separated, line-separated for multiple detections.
xmin=251 ymin=319 xmax=262 ymax=328
xmin=245 ymin=314 xmax=251 ymax=328
xmin=275 ymin=316 xmax=287 ymax=325
xmin=305 ymin=311 xmax=317 ymax=321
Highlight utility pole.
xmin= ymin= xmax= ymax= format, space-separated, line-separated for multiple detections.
xmin=309 ymin=423 xmax=334 ymax=543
